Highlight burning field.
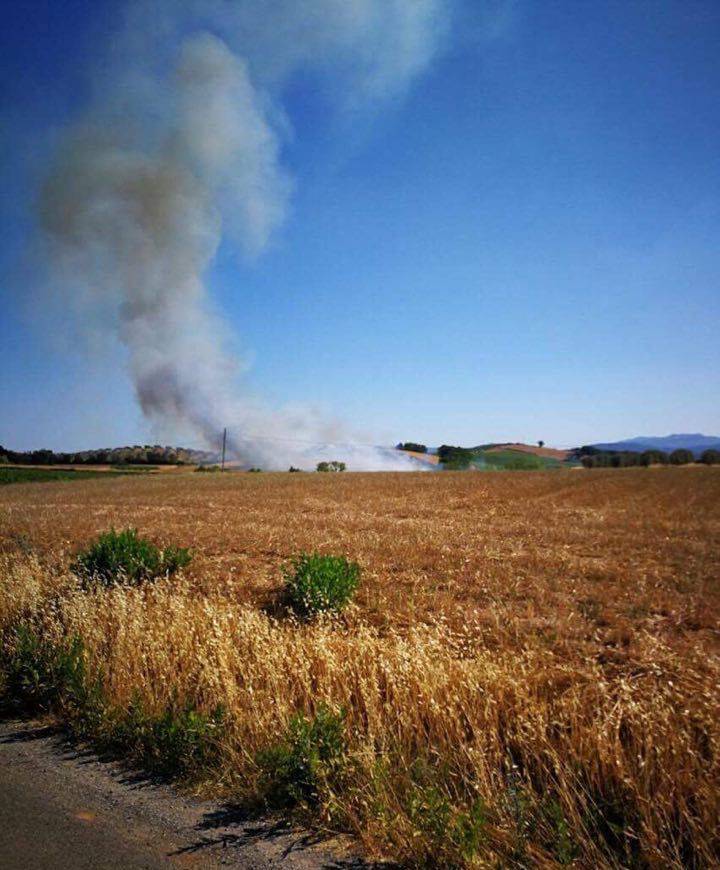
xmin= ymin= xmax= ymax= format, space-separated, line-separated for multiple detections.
xmin=1 ymin=467 xmax=719 ymax=867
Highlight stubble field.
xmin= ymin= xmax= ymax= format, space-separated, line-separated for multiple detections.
xmin=1 ymin=468 xmax=719 ymax=867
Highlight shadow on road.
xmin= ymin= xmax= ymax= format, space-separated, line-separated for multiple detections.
xmin=171 ymin=801 xmax=394 ymax=868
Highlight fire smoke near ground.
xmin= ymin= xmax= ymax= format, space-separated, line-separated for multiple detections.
xmin=37 ymin=0 xmax=452 ymax=470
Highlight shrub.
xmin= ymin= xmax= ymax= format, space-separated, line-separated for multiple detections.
xmin=1 ymin=625 xmax=103 ymax=727
xmin=406 ymin=782 xmax=489 ymax=865
xmin=700 ymin=449 xmax=720 ymax=465
xmin=283 ymin=552 xmax=360 ymax=617
xmin=288 ymin=466 xmax=303 ymax=472
xmin=669 ymin=448 xmax=694 ymax=466
xmin=106 ymin=695 xmax=225 ymax=778
xmin=257 ymin=705 xmax=346 ymax=807
xmin=248 ymin=467 xmax=263 ymax=473
xmin=195 ymin=464 xmax=221 ymax=472
xmin=74 ymin=528 xmax=191 ymax=587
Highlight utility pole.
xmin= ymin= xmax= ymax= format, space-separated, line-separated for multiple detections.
xmin=221 ymin=427 xmax=227 ymax=472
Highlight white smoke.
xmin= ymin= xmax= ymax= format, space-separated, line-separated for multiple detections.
xmin=37 ymin=0 xmax=452 ymax=469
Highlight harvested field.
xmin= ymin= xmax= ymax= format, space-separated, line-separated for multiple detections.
xmin=1 ymin=469 xmax=719 ymax=867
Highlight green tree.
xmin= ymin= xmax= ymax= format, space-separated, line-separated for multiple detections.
xmin=700 ymin=449 xmax=720 ymax=465
xmin=669 ymin=448 xmax=694 ymax=465
xmin=437 ymin=446 xmax=475 ymax=468
xmin=397 ymin=442 xmax=427 ymax=453
xmin=316 ymin=460 xmax=346 ymax=472
xmin=640 ymin=449 xmax=667 ymax=466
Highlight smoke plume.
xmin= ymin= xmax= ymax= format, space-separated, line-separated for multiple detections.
xmin=38 ymin=1 xmax=451 ymax=469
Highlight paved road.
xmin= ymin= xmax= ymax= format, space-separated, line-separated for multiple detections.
xmin=0 ymin=719 xmax=360 ymax=870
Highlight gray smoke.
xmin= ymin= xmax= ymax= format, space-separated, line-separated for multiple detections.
xmin=38 ymin=1 xmax=452 ymax=469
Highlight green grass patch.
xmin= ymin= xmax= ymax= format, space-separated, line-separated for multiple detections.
xmin=74 ymin=528 xmax=191 ymax=587
xmin=283 ymin=552 xmax=360 ymax=617
xmin=0 ymin=467 xmax=119 ymax=485
xmin=474 ymin=450 xmax=561 ymax=470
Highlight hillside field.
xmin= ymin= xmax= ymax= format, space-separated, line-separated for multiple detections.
xmin=1 ymin=469 xmax=719 ymax=867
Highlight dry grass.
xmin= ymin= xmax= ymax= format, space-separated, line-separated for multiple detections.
xmin=1 ymin=469 xmax=719 ymax=867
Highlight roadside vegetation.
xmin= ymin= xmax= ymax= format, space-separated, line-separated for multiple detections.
xmin=1 ymin=469 xmax=719 ymax=867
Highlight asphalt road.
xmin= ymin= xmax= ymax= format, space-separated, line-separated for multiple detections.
xmin=0 ymin=719 xmax=362 ymax=870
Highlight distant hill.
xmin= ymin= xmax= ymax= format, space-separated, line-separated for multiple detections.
xmin=480 ymin=442 xmax=572 ymax=462
xmin=590 ymin=434 xmax=720 ymax=457
xmin=408 ymin=442 xmax=578 ymax=470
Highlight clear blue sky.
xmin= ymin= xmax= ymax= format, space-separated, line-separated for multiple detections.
xmin=2 ymin=0 xmax=719 ymax=451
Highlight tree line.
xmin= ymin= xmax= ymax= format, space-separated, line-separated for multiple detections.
xmin=0 ymin=445 xmax=214 ymax=466
xmin=396 ymin=442 xmax=427 ymax=454
xmin=580 ymin=448 xmax=720 ymax=468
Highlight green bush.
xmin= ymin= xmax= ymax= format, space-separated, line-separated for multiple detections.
xmin=700 ymin=449 xmax=720 ymax=465
xmin=407 ymin=782 xmax=489 ymax=865
xmin=283 ymin=552 xmax=360 ymax=617
xmin=257 ymin=705 xmax=346 ymax=806
xmin=1 ymin=625 xmax=103 ymax=727
xmin=195 ymin=464 xmax=221 ymax=472
xmin=74 ymin=528 xmax=191 ymax=587
xmin=105 ymin=695 xmax=225 ymax=777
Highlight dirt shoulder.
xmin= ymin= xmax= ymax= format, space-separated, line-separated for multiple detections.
xmin=0 ymin=718 xmax=367 ymax=870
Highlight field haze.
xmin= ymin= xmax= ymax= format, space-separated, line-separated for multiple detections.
xmin=1 ymin=468 xmax=719 ymax=867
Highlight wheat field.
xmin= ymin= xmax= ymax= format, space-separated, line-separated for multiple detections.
xmin=1 ymin=468 xmax=719 ymax=867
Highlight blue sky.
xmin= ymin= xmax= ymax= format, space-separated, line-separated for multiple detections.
xmin=2 ymin=0 xmax=719 ymax=452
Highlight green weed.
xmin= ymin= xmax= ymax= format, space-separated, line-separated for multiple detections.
xmin=105 ymin=695 xmax=226 ymax=778
xmin=74 ymin=528 xmax=191 ymax=587
xmin=283 ymin=553 xmax=360 ymax=617
xmin=1 ymin=625 xmax=103 ymax=730
xmin=257 ymin=705 xmax=346 ymax=807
